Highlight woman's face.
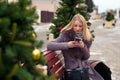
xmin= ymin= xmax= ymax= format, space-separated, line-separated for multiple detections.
xmin=73 ymin=19 xmax=83 ymax=34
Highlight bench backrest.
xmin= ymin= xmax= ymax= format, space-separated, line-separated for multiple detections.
xmin=43 ymin=50 xmax=65 ymax=80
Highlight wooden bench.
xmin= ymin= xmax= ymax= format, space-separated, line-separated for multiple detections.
xmin=43 ymin=50 xmax=65 ymax=80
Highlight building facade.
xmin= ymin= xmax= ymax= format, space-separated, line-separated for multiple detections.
xmin=32 ymin=0 xmax=60 ymax=12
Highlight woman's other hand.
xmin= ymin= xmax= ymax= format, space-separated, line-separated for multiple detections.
xmin=67 ymin=41 xmax=84 ymax=48
xmin=67 ymin=41 xmax=75 ymax=48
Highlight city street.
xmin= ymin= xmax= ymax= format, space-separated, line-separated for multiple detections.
xmin=33 ymin=19 xmax=120 ymax=80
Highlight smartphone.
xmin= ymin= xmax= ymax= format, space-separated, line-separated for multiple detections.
xmin=74 ymin=36 xmax=82 ymax=42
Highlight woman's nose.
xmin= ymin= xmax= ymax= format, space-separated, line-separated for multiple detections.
xmin=76 ymin=26 xmax=80 ymax=30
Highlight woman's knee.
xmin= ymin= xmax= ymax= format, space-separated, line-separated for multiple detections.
xmin=90 ymin=61 xmax=101 ymax=68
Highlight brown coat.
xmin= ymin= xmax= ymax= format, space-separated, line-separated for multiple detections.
xmin=47 ymin=29 xmax=104 ymax=80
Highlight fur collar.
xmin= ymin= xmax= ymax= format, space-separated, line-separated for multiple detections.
xmin=62 ymin=29 xmax=76 ymax=41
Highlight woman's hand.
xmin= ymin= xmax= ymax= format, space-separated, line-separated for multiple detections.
xmin=67 ymin=41 xmax=84 ymax=48
xmin=74 ymin=41 xmax=84 ymax=48
xmin=67 ymin=41 xmax=75 ymax=48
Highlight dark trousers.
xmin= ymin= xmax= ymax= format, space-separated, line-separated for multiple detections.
xmin=94 ymin=62 xmax=112 ymax=80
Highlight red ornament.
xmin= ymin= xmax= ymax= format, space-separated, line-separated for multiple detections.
xmin=58 ymin=26 xmax=62 ymax=31
xmin=87 ymin=21 xmax=91 ymax=26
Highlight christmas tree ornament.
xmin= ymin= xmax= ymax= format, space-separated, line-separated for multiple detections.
xmin=32 ymin=33 xmax=36 ymax=38
xmin=49 ymin=23 xmax=55 ymax=30
xmin=87 ymin=21 xmax=91 ymax=26
xmin=58 ymin=26 xmax=62 ymax=31
xmin=76 ymin=3 xmax=86 ymax=8
xmin=32 ymin=48 xmax=41 ymax=60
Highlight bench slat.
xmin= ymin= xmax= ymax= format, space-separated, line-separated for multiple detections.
xmin=43 ymin=50 xmax=65 ymax=80
xmin=48 ymin=57 xmax=60 ymax=68
xmin=56 ymin=66 xmax=64 ymax=77
xmin=44 ymin=51 xmax=57 ymax=61
xmin=51 ymin=61 xmax=63 ymax=74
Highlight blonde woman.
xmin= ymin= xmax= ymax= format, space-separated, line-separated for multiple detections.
xmin=47 ymin=14 xmax=111 ymax=80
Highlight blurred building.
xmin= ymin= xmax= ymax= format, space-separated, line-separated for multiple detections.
xmin=7 ymin=0 xmax=60 ymax=23
xmin=91 ymin=6 xmax=101 ymax=19
xmin=32 ymin=0 xmax=60 ymax=23
xmin=32 ymin=0 xmax=60 ymax=12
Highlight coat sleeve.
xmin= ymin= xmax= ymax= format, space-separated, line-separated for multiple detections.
xmin=47 ymin=33 xmax=69 ymax=51
xmin=81 ymin=39 xmax=92 ymax=60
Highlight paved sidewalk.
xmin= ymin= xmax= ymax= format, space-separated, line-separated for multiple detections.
xmin=90 ymin=19 xmax=120 ymax=80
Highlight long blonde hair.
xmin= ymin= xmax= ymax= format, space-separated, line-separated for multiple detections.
xmin=61 ymin=14 xmax=92 ymax=41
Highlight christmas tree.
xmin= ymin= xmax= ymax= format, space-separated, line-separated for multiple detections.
xmin=85 ymin=0 xmax=95 ymax=13
xmin=106 ymin=11 xmax=115 ymax=21
xmin=49 ymin=0 xmax=94 ymax=38
xmin=0 ymin=0 xmax=54 ymax=80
